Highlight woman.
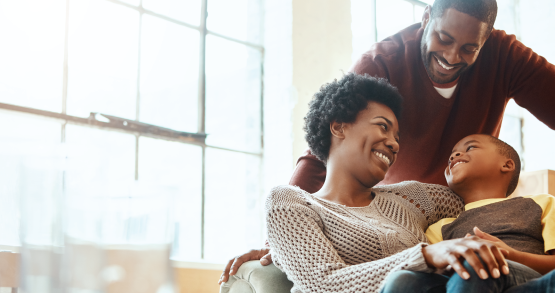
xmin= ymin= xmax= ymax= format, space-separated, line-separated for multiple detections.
xmin=221 ymin=73 xmax=508 ymax=292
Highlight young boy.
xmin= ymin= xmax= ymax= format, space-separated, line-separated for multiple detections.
xmin=425 ymin=134 xmax=555 ymax=292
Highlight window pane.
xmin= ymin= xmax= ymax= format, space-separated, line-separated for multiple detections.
xmin=65 ymin=125 xmax=135 ymax=193
xmin=414 ymin=5 xmax=425 ymax=23
xmin=143 ymin=0 xmax=201 ymax=26
xmin=205 ymin=36 xmax=261 ymax=153
xmin=204 ymin=148 xmax=262 ymax=262
xmin=138 ymin=137 xmax=202 ymax=261
xmin=499 ymin=115 xmax=523 ymax=157
xmin=119 ymin=0 xmax=140 ymax=6
xmin=0 ymin=111 xmax=62 ymax=246
xmin=376 ymin=0 xmax=414 ymax=41
xmin=0 ymin=0 xmax=65 ymax=112
xmin=139 ymin=15 xmax=199 ymax=133
xmin=67 ymin=0 xmax=139 ymax=119
xmin=207 ymin=0 xmax=261 ymax=44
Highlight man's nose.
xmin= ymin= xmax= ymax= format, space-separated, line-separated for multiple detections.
xmin=450 ymin=152 xmax=462 ymax=162
xmin=444 ymin=47 xmax=461 ymax=65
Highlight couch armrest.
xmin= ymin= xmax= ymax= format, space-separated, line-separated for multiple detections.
xmin=219 ymin=261 xmax=293 ymax=293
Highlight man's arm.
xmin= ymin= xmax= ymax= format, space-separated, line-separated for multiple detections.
xmin=289 ymin=149 xmax=326 ymax=193
xmin=504 ymin=34 xmax=555 ymax=130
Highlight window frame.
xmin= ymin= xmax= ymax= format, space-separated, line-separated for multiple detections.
xmin=0 ymin=0 xmax=265 ymax=261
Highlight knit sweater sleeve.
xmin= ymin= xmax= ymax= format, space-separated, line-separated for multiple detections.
xmin=266 ymin=185 xmax=431 ymax=293
xmin=422 ymin=183 xmax=464 ymax=225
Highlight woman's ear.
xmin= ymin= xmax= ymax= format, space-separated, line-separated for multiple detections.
xmin=501 ymin=159 xmax=515 ymax=174
xmin=330 ymin=121 xmax=345 ymax=139
xmin=422 ymin=5 xmax=432 ymax=29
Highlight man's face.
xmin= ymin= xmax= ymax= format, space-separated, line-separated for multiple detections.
xmin=420 ymin=8 xmax=490 ymax=84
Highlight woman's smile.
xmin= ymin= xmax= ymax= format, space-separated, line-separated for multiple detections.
xmin=372 ymin=150 xmax=392 ymax=167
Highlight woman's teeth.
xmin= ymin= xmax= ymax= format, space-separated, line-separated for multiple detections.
xmin=374 ymin=151 xmax=390 ymax=166
xmin=436 ymin=56 xmax=454 ymax=70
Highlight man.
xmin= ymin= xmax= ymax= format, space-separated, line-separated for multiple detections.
xmin=219 ymin=0 xmax=555 ymax=284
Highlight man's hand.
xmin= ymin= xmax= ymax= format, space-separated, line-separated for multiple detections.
xmin=218 ymin=248 xmax=272 ymax=285
xmin=422 ymin=236 xmax=510 ymax=281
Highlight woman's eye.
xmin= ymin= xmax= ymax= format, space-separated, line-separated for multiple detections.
xmin=379 ymin=123 xmax=388 ymax=131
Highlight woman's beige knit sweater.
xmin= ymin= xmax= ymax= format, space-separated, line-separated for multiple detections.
xmin=265 ymin=181 xmax=464 ymax=293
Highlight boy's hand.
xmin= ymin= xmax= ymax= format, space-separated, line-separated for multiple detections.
xmin=471 ymin=226 xmax=515 ymax=256
xmin=422 ymin=236 xmax=510 ymax=280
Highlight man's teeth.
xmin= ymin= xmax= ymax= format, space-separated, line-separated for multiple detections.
xmin=452 ymin=161 xmax=466 ymax=168
xmin=436 ymin=57 xmax=454 ymax=70
xmin=374 ymin=152 xmax=390 ymax=166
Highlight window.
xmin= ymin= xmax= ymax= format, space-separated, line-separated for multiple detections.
xmin=0 ymin=0 xmax=264 ymax=263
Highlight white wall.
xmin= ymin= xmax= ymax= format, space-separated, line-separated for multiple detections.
xmin=263 ymin=0 xmax=295 ymax=193
xmin=291 ymin=0 xmax=353 ymax=165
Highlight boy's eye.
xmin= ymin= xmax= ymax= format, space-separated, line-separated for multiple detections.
xmin=466 ymin=146 xmax=475 ymax=151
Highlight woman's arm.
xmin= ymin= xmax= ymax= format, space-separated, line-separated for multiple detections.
xmin=266 ymin=186 xmax=509 ymax=292
xmin=423 ymin=183 xmax=465 ymax=224
xmin=267 ymin=186 xmax=431 ymax=293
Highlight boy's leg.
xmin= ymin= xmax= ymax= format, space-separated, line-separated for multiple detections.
xmin=504 ymin=269 xmax=555 ymax=293
xmin=446 ymin=259 xmax=541 ymax=293
xmin=380 ymin=271 xmax=448 ymax=293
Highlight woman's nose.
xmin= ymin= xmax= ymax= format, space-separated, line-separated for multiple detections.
xmin=386 ymin=137 xmax=399 ymax=153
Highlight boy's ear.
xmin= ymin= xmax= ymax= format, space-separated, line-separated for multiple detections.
xmin=330 ymin=121 xmax=345 ymax=139
xmin=501 ymin=159 xmax=515 ymax=174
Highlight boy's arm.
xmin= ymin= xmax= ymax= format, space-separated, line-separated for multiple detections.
xmin=473 ymin=227 xmax=555 ymax=275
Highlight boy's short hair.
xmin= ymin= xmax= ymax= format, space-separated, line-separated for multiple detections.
xmin=303 ymin=73 xmax=403 ymax=162
xmin=485 ymin=135 xmax=521 ymax=196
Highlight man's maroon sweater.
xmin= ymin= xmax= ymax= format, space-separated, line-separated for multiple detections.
xmin=290 ymin=23 xmax=555 ymax=193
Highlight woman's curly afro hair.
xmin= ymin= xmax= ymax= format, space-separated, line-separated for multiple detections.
xmin=303 ymin=73 xmax=403 ymax=162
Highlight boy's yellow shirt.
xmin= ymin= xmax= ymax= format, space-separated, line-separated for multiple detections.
xmin=426 ymin=193 xmax=555 ymax=254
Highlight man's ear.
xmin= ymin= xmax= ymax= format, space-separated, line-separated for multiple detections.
xmin=422 ymin=5 xmax=432 ymax=29
xmin=330 ymin=121 xmax=345 ymax=139
xmin=501 ymin=159 xmax=516 ymax=174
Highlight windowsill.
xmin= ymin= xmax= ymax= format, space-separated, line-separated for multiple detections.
xmin=171 ymin=260 xmax=225 ymax=271
xmin=0 ymin=246 xmax=225 ymax=271
xmin=0 ymin=245 xmax=20 ymax=253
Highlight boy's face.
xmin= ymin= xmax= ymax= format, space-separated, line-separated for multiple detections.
xmin=444 ymin=134 xmax=507 ymax=195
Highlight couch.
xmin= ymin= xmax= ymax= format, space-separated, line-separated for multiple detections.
xmin=219 ymin=261 xmax=292 ymax=293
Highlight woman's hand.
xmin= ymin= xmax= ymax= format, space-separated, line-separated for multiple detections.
xmin=422 ymin=236 xmax=510 ymax=280
xmin=218 ymin=248 xmax=272 ymax=285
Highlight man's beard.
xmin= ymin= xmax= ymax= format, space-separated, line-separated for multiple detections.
xmin=420 ymin=31 xmax=470 ymax=84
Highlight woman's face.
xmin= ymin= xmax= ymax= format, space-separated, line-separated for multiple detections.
xmin=336 ymin=101 xmax=400 ymax=186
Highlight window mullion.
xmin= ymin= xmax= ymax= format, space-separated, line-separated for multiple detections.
xmin=199 ymin=0 xmax=208 ymax=260
xmin=61 ymin=0 xmax=70 ymax=143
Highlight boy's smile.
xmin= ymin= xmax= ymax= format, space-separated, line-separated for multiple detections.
xmin=449 ymin=158 xmax=468 ymax=171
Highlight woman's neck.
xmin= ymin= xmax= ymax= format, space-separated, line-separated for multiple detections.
xmin=313 ymin=160 xmax=377 ymax=207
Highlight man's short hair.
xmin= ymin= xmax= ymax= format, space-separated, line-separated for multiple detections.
xmin=304 ymin=73 xmax=403 ymax=162
xmin=485 ymin=135 xmax=521 ymax=196
xmin=431 ymin=0 xmax=498 ymax=35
